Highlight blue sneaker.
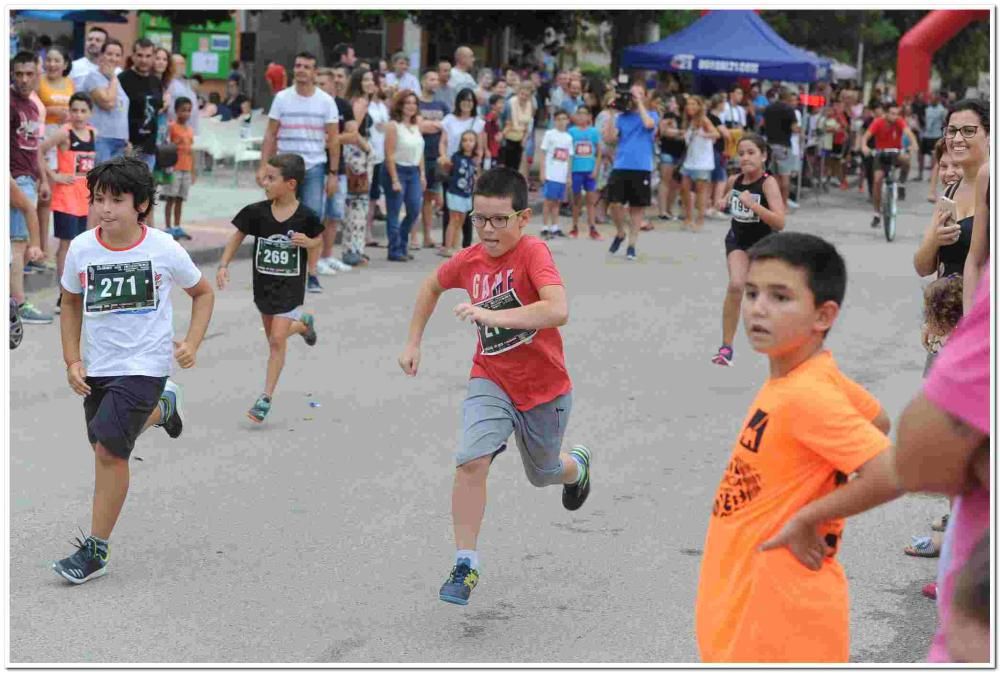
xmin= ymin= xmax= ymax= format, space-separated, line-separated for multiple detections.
xmin=439 ymin=560 xmax=479 ymax=605
xmin=626 ymin=246 xmax=636 ymax=261
xmin=52 ymin=535 xmax=108 ymax=585
xmin=563 ymin=445 xmax=592 ymax=511
xmin=608 ymin=236 xmax=625 ymax=254
xmin=172 ymin=226 xmax=193 ymax=241
xmin=307 ymin=275 xmax=323 ymax=293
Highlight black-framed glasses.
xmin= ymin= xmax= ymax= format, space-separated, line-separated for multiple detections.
xmin=470 ymin=209 xmax=527 ymax=229
xmin=944 ymin=125 xmax=980 ymax=139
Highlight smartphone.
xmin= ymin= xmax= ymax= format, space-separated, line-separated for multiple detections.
xmin=937 ymin=196 xmax=957 ymax=224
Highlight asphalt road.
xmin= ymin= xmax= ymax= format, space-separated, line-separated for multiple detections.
xmin=10 ymin=183 xmax=944 ymax=664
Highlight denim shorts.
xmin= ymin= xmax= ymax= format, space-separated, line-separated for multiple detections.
xmin=457 ymin=378 xmax=572 ymax=487
xmin=9 ymin=175 xmax=36 ymax=241
xmin=659 ymin=153 xmax=678 ymax=166
xmin=324 ymin=174 xmax=348 ymax=221
xmin=542 ymin=180 xmax=567 ymax=201
xmin=446 ymin=191 xmax=472 ymax=214
xmin=680 ymin=167 xmax=712 ymax=182
xmin=711 ymin=150 xmax=728 ymax=183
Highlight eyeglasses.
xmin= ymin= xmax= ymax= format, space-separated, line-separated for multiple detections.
xmin=944 ymin=125 xmax=981 ymax=139
xmin=470 ymin=209 xmax=526 ymax=229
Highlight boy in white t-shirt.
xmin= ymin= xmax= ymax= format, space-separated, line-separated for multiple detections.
xmin=53 ymin=156 xmax=215 ymax=585
xmin=539 ymin=110 xmax=574 ymax=239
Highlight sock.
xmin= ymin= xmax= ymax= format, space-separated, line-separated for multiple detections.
xmin=89 ymin=535 xmax=109 ymax=560
xmin=570 ymin=451 xmax=588 ymax=485
xmin=456 ymin=549 xmax=479 ymax=570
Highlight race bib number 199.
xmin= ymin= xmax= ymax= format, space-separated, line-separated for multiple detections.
xmin=84 ymin=260 xmax=157 ymax=314
xmin=256 ymin=236 xmax=300 ymax=277
xmin=475 ymin=289 xmax=537 ymax=356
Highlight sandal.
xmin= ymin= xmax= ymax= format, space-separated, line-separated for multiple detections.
xmin=904 ymin=536 xmax=940 ymax=558
xmin=922 ymin=582 xmax=937 ymax=600
xmin=931 ymin=514 xmax=949 ymax=532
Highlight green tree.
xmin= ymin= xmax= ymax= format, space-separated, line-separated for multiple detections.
xmin=279 ymin=10 xmax=407 ymax=66
xmin=153 ymin=10 xmax=235 ymax=55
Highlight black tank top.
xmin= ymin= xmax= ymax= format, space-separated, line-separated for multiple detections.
xmin=68 ymin=127 xmax=96 ymax=153
xmin=938 ymin=180 xmax=974 ymax=277
xmin=730 ymin=172 xmax=772 ymax=235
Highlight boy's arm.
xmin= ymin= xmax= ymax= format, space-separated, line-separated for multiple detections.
xmin=215 ymin=230 xmax=247 ymax=288
xmin=175 ymin=277 xmax=215 ymax=369
xmin=398 ymin=273 xmax=446 ymax=376
xmin=60 ymin=290 xmax=92 ymax=396
xmin=455 ymin=284 xmax=568 ymax=331
xmin=760 ymin=450 xmax=901 ymax=570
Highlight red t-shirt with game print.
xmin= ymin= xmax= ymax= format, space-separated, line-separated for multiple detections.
xmin=437 ymin=235 xmax=572 ymax=411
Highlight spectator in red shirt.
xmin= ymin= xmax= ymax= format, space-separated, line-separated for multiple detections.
xmin=481 ymin=94 xmax=504 ymax=168
xmin=860 ymin=103 xmax=919 ymax=228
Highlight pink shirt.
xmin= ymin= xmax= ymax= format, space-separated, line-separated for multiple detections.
xmin=923 ymin=268 xmax=990 ymax=662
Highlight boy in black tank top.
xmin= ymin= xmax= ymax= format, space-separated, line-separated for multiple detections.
xmin=712 ymin=134 xmax=785 ymax=367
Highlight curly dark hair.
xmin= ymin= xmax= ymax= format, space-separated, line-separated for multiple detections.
xmin=924 ymin=274 xmax=964 ymax=334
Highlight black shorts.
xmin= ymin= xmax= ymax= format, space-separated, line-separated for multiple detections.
xmin=607 ymin=169 xmax=652 ymax=207
xmin=920 ymin=137 xmax=940 ymax=156
xmin=84 ymin=376 xmax=167 ymax=458
xmin=53 ymin=212 xmax=88 ymax=241
xmin=370 ymin=162 xmax=384 ymax=200
xmin=725 ymin=224 xmax=773 ymax=256
xmin=424 ymin=161 xmax=442 ymax=192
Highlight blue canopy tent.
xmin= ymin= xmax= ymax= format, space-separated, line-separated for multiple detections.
xmin=12 ymin=10 xmax=128 ymax=59
xmin=622 ymin=10 xmax=829 ymax=83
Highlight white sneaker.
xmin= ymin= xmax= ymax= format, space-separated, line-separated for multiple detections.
xmin=787 ymin=199 xmax=800 ymax=210
xmin=328 ymin=258 xmax=352 ymax=272
xmin=316 ymin=259 xmax=338 ymax=276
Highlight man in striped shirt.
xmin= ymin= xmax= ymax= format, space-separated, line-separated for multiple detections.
xmin=258 ymin=51 xmax=340 ymax=293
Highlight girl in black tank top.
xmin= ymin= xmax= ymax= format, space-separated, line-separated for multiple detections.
xmin=938 ymin=180 xmax=974 ymax=277
xmin=712 ymin=134 xmax=786 ymax=368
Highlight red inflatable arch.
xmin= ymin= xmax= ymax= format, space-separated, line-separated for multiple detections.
xmin=897 ymin=9 xmax=989 ymax=102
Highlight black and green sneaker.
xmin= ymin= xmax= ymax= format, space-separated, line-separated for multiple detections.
xmin=52 ymin=535 xmax=108 ymax=585
xmin=247 ymin=393 xmax=271 ymax=424
xmin=562 ymin=444 xmax=592 ymax=511
xmin=300 ymin=313 xmax=317 ymax=347
xmin=159 ymin=379 xmax=184 ymax=439
xmin=439 ymin=560 xmax=479 ymax=605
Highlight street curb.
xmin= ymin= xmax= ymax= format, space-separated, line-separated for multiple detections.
xmin=24 ymin=200 xmax=544 ymax=296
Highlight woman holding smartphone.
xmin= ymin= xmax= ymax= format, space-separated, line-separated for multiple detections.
xmin=913 ymin=139 xmax=967 ymax=278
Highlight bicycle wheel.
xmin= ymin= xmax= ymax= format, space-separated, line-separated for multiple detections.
xmin=882 ymin=180 xmax=897 ymax=242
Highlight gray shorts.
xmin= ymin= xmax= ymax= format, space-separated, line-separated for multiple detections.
xmin=457 ymin=378 xmax=572 ymax=487
xmin=160 ymin=170 xmax=192 ymax=200
xmin=771 ymin=144 xmax=797 ymax=176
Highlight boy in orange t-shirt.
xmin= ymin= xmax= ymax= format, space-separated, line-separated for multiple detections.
xmin=695 ymin=232 xmax=901 ymax=663
xmin=161 ymin=97 xmax=196 ymax=241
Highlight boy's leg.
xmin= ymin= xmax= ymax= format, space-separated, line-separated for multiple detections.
xmin=91 ymin=442 xmax=130 ymax=540
xmin=586 ymin=191 xmax=598 ymax=228
xmin=452 ymin=454 xmax=492 ymax=550
xmin=627 ymin=206 xmax=644 ymax=248
xmin=571 ymin=187 xmax=582 ymax=231
xmin=174 ymin=198 xmax=184 ymax=231
xmin=264 ymin=316 xmax=300 ymax=397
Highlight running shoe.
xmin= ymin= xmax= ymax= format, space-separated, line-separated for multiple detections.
xmin=540 ymin=230 xmax=553 ymax=241
xmin=608 ymin=236 xmax=625 ymax=254
xmin=300 ymin=313 xmax=317 ymax=346
xmin=657 ymin=214 xmax=671 ymax=221
xmin=342 ymin=251 xmax=364 ymax=267
xmin=898 ymin=185 xmax=907 ymax=201
xmin=160 ymin=379 xmax=184 ymax=439
xmin=52 ymin=535 xmax=108 ymax=585
xmin=552 ymin=229 xmax=567 ymax=238
xmin=247 ymin=394 xmax=272 ymax=424
xmin=712 ymin=345 xmax=734 ymax=367
xmin=316 ymin=259 xmax=338 ymax=276
xmin=173 ymin=226 xmax=193 ymax=241
xmin=588 ymin=228 xmax=604 ymax=241
xmin=870 ymin=215 xmax=881 ymax=229
xmin=307 ymin=275 xmax=323 ymax=293
xmin=787 ymin=199 xmax=799 ymax=210
xmin=10 ymin=298 xmax=23 ymax=350
xmin=24 ymin=260 xmax=47 ymax=274
xmin=568 ymin=228 xmax=579 ymax=239
xmin=328 ymin=258 xmax=352 ymax=272
xmin=18 ymin=302 xmax=53 ymax=325
xmin=626 ymin=246 xmax=636 ymax=261
xmin=439 ymin=560 xmax=480 ymax=605
xmin=562 ymin=444 xmax=592 ymax=511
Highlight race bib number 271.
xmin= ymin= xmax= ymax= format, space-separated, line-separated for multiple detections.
xmin=474 ymin=289 xmax=537 ymax=356
xmin=84 ymin=260 xmax=157 ymax=314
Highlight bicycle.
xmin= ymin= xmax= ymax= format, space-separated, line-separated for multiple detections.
xmin=873 ymin=148 xmax=901 ymax=242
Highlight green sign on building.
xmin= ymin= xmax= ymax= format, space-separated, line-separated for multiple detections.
xmin=137 ymin=11 xmax=236 ymax=80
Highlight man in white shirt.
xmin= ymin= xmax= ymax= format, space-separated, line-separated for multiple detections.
xmin=70 ymin=27 xmax=120 ymax=89
xmin=166 ymin=53 xmax=200 ymax=135
xmin=722 ymin=85 xmax=747 ymax=129
xmin=386 ymin=51 xmax=420 ymax=94
xmin=259 ymin=52 xmax=340 ymax=295
xmin=448 ymin=46 xmax=477 ymax=104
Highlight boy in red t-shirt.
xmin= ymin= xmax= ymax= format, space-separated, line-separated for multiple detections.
xmin=399 ymin=167 xmax=592 ymax=606
xmin=162 ymin=97 xmax=197 ymax=241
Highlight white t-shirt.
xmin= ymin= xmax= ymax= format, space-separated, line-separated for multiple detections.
xmin=449 ymin=67 xmax=477 ymax=96
xmin=367 ymin=100 xmax=390 ymax=164
xmin=541 ymin=128 xmax=574 ymax=184
xmin=70 ymin=57 xmax=121 ymax=90
xmin=791 ymin=109 xmax=803 ymax=157
xmin=268 ymin=87 xmax=339 ymax=170
xmin=385 ymin=71 xmax=420 ymax=94
xmin=442 ymin=114 xmax=485 ymax=157
xmin=61 ymin=227 xmax=202 ymax=378
xmin=721 ymin=102 xmax=747 ymax=129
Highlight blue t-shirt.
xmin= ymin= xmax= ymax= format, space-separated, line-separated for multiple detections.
xmin=613 ymin=111 xmax=659 ymax=172
xmin=447 ymin=152 xmax=476 ymax=198
xmin=82 ymin=70 xmax=130 ymax=140
xmin=418 ymin=99 xmax=450 ymax=161
xmin=568 ymin=125 xmax=600 ymax=174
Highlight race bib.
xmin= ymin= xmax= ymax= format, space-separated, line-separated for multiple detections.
xmin=255 ymin=236 xmax=300 ymax=277
xmin=75 ymin=152 xmax=96 ymax=177
xmin=553 ymin=147 xmax=570 ymax=162
xmin=84 ymin=260 xmax=157 ymax=314
xmin=575 ymin=141 xmax=593 ymax=157
xmin=730 ymin=190 xmax=761 ymax=223
xmin=474 ymin=289 xmax=537 ymax=356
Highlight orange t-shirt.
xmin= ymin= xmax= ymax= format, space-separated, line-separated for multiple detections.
xmin=168 ymin=121 xmax=194 ymax=172
xmin=39 ymin=76 xmax=74 ymax=125
xmin=695 ymin=351 xmax=890 ymax=663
